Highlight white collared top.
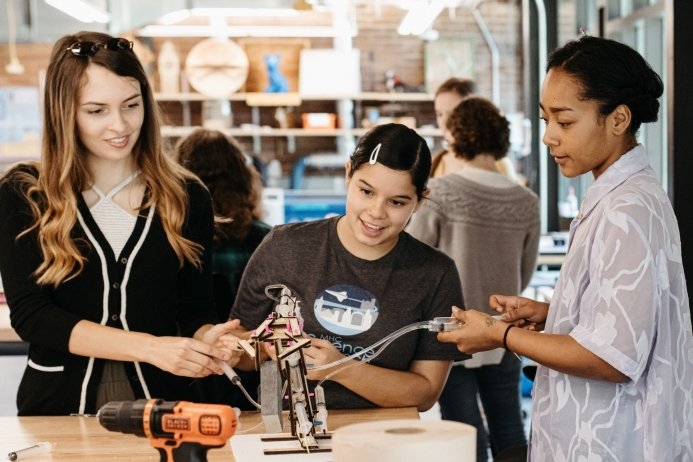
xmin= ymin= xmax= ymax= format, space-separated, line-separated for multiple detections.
xmin=529 ymin=145 xmax=693 ymax=461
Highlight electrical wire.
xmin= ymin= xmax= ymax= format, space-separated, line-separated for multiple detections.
xmin=218 ymin=362 xmax=261 ymax=410
xmin=222 ymin=321 xmax=432 ymax=409
xmin=311 ymin=321 xmax=430 ymax=373
xmin=315 ymin=321 xmax=431 ymax=388
xmin=236 ymin=420 xmax=265 ymax=435
xmin=228 ymin=283 xmax=443 ymax=413
xmin=237 ymin=381 xmax=261 ymax=410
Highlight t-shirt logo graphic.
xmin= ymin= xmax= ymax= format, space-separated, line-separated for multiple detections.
xmin=313 ymin=284 xmax=379 ymax=336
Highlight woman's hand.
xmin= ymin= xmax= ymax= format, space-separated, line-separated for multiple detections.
xmin=489 ymin=295 xmax=548 ymax=331
xmin=145 ymin=320 xmax=244 ymax=377
xmin=68 ymin=320 xmax=237 ymax=377
xmin=437 ymin=308 xmax=506 ymax=354
xmin=146 ymin=335 xmax=231 ymax=377
xmin=197 ymin=320 xmax=245 ymax=367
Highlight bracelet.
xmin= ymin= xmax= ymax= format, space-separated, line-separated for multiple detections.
xmin=502 ymin=324 xmax=515 ymax=351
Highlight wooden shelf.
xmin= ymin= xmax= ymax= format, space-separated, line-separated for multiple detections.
xmin=352 ymin=92 xmax=434 ymax=101
xmin=155 ymin=91 xmax=435 ymax=103
xmin=156 ymin=92 xmax=439 ymax=150
xmin=161 ymin=125 xmax=442 ymax=138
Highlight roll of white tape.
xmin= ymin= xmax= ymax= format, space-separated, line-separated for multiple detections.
xmin=332 ymin=419 xmax=476 ymax=462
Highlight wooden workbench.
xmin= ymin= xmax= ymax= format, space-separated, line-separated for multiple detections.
xmin=0 ymin=407 xmax=419 ymax=461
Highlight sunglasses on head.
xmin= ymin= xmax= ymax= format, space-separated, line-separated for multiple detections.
xmin=66 ymin=38 xmax=133 ymax=57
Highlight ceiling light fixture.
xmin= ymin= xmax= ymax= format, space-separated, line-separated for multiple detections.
xmin=191 ymin=8 xmax=300 ymax=18
xmin=5 ymin=0 xmax=24 ymax=75
xmin=43 ymin=0 xmax=110 ymax=24
xmin=137 ymin=24 xmax=354 ymax=38
xmin=398 ymin=0 xmax=445 ymax=36
xmin=157 ymin=8 xmax=302 ymax=25
xmin=158 ymin=9 xmax=191 ymax=25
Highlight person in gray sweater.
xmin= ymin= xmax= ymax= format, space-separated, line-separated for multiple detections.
xmin=407 ymin=97 xmax=540 ymax=461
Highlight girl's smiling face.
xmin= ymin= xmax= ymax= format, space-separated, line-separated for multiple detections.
xmin=337 ymin=161 xmax=424 ymax=261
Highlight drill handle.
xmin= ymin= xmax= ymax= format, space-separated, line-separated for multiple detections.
xmin=157 ymin=443 xmax=215 ymax=462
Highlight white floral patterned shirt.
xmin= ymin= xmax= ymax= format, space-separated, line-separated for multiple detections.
xmin=529 ymin=145 xmax=693 ymax=461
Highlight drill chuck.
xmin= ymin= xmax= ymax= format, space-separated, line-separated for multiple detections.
xmin=98 ymin=399 xmax=149 ymax=437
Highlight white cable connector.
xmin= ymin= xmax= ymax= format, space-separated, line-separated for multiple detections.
xmin=427 ymin=316 xmax=462 ymax=332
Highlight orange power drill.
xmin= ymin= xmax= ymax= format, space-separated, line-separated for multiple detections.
xmin=98 ymin=399 xmax=238 ymax=462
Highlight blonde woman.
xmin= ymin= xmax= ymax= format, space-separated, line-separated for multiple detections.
xmin=0 ymin=31 xmax=238 ymax=416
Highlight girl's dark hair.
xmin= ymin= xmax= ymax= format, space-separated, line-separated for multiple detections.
xmin=547 ymin=36 xmax=663 ymax=135
xmin=447 ymin=97 xmax=510 ymax=161
xmin=176 ymin=129 xmax=262 ymax=245
xmin=435 ymin=77 xmax=476 ymax=98
xmin=348 ymin=123 xmax=431 ymax=199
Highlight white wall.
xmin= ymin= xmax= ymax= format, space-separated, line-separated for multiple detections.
xmin=0 ymin=356 xmax=24 ymax=416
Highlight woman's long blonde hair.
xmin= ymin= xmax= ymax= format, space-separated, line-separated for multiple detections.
xmin=17 ymin=31 xmax=202 ymax=287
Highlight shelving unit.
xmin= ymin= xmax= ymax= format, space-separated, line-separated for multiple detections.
xmin=156 ymin=91 xmax=441 ymax=188
xmin=154 ymin=91 xmax=437 ymax=103
xmin=156 ymin=91 xmax=441 ymax=145
xmin=0 ymin=93 xmax=441 ymax=173
xmin=161 ymin=126 xmax=442 ymax=138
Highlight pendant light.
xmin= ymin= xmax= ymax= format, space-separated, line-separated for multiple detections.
xmin=5 ymin=0 xmax=25 ymax=75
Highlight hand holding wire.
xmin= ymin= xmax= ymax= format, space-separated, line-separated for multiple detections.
xmin=489 ymin=294 xmax=548 ymax=331
xmin=439 ymin=309 xmax=518 ymax=357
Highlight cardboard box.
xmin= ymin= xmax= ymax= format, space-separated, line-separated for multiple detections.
xmin=301 ymin=113 xmax=337 ymax=129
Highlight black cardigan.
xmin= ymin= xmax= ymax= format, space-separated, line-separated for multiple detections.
xmin=0 ymin=166 xmax=218 ymax=415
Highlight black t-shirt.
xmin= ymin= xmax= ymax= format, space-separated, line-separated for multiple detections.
xmin=231 ymin=216 xmax=466 ymax=409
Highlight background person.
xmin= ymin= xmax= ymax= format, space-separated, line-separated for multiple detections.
xmin=176 ymin=128 xmax=271 ymax=409
xmin=408 ymin=96 xmax=539 ymax=461
xmin=431 ymin=77 xmax=475 ymax=177
xmin=438 ymin=36 xmax=693 ymax=461
xmin=176 ymin=128 xmax=271 ymax=318
xmin=0 ymin=31 xmax=237 ymax=416
xmin=431 ymin=77 xmax=518 ymax=182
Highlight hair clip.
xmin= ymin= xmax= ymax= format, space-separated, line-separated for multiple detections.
xmin=579 ymin=27 xmax=587 ymax=37
xmin=369 ymin=143 xmax=382 ymax=165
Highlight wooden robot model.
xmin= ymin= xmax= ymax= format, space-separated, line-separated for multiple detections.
xmin=237 ymin=285 xmax=329 ymax=453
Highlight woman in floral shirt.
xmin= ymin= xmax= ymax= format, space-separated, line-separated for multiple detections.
xmin=437 ymin=36 xmax=693 ymax=461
